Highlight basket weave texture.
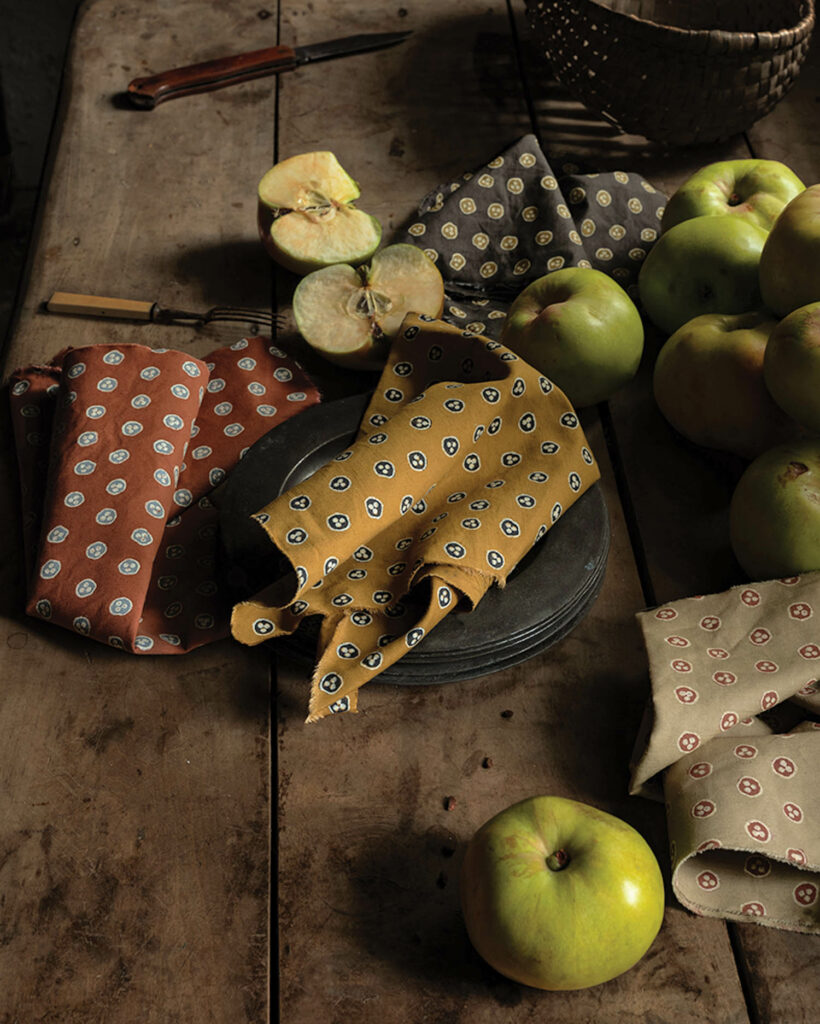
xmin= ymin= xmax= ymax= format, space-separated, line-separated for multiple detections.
xmin=526 ymin=0 xmax=816 ymax=145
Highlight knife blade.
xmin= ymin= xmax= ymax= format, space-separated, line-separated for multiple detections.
xmin=126 ymin=30 xmax=412 ymax=109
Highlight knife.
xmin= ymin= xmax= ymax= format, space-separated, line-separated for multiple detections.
xmin=126 ymin=30 xmax=412 ymax=109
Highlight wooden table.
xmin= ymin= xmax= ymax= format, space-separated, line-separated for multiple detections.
xmin=1 ymin=1 xmax=817 ymax=1020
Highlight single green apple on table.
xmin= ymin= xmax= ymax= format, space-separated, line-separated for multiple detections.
xmin=638 ymin=215 xmax=768 ymax=336
xmin=764 ymin=301 xmax=820 ymax=435
xmin=730 ymin=439 xmax=820 ymax=579
xmin=460 ymin=795 xmax=665 ymax=991
xmin=292 ymin=243 xmax=445 ymax=370
xmin=257 ymin=151 xmax=382 ymax=275
xmin=653 ymin=310 xmax=800 ymax=460
xmin=661 ymin=159 xmax=804 ymax=233
xmin=499 ymin=267 xmax=644 ymax=408
xmin=759 ymin=184 xmax=820 ymax=317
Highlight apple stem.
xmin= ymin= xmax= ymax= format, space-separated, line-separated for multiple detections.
xmin=546 ymin=849 xmax=570 ymax=871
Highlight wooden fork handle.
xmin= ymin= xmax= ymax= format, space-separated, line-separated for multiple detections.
xmin=46 ymin=291 xmax=156 ymax=320
xmin=126 ymin=45 xmax=299 ymax=108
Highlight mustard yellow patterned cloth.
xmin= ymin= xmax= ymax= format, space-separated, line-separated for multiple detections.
xmin=631 ymin=574 xmax=820 ymax=933
xmin=231 ymin=314 xmax=600 ymax=721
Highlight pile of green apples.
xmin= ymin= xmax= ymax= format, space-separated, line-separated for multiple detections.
xmin=637 ymin=160 xmax=820 ymax=581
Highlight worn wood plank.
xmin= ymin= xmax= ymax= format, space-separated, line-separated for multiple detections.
xmin=277 ymin=422 xmax=750 ymax=1023
xmin=559 ymin=14 xmax=820 ymax=1024
xmin=726 ymin=35 xmax=820 ymax=1024
xmin=0 ymin=1 xmax=275 ymax=1020
xmin=275 ymin=1 xmax=750 ymax=1021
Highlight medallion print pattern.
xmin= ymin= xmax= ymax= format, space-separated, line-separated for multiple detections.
xmin=10 ymin=337 xmax=320 ymax=653
xmin=631 ymin=574 xmax=820 ymax=933
xmin=400 ymin=133 xmax=666 ymax=336
xmin=231 ymin=315 xmax=600 ymax=722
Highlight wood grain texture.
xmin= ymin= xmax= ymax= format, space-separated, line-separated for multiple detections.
xmin=560 ymin=17 xmax=820 ymax=1024
xmin=277 ymin=420 xmax=749 ymax=1023
xmin=275 ymin=1 xmax=750 ymax=1021
xmin=6 ymin=0 xmax=818 ymax=1019
xmin=0 ymin=1 xmax=274 ymax=1020
xmin=727 ymin=32 xmax=820 ymax=1024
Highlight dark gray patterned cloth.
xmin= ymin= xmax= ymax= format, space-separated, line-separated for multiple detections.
xmin=398 ymin=133 xmax=667 ymax=338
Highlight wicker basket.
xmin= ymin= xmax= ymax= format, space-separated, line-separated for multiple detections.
xmin=525 ymin=0 xmax=816 ymax=145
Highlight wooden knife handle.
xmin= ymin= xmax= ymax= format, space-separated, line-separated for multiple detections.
xmin=46 ymin=292 xmax=156 ymax=320
xmin=126 ymin=45 xmax=299 ymax=108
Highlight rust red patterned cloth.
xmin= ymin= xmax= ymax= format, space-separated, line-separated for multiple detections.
xmin=9 ymin=336 xmax=320 ymax=653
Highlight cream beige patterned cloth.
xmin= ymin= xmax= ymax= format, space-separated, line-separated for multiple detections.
xmin=631 ymin=574 xmax=820 ymax=933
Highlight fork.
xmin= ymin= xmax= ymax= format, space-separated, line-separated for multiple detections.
xmin=45 ymin=291 xmax=285 ymax=331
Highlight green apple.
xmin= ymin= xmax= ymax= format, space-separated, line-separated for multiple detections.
xmin=661 ymin=159 xmax=804 ymax=233
xmin=653 ymin=310 xmax=800 ymax=460
xmin=499 ymin=267 xmax=644 ymax=407
xmin=638 ymin=215 xmax=768 ymax=336
xmin=292 ymin=243 xmax=445 ymax=370
xmin=764 ymin=302 xmax=820 ymax=435
xmin=460 ymin=795 xmax=665 ymax=991
xmin=759 ymin=184 xmax=820 ymax=317
xmin=257 ymin=151 xmax=381 ymax=275
xmin=729 ymin=439 xmax=820 ymax=579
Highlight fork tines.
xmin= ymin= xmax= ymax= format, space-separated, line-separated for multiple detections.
xmin=153 ymin=305 xmax=286 ymax=331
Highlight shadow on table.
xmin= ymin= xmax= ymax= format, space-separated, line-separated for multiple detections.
xmin=162 ymin=237 xmax=272 ymax=311
xmin=341 ymin=825 xmax=527 ymax=1004
xmin=379 ymin=8 xmax=707 ymax=187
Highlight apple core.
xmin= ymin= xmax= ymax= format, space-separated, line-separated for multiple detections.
xmin=257 ymin=151 xmax=382 ymax=274
xmin=293 ymin=243 xmax=445 ymax=370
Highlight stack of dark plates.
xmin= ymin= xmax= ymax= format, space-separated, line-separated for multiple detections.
xmin=214 ymin=393 xmax=610 ymax=686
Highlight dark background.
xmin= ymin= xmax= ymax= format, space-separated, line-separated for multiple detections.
xmin=0 ymin=0 xmax=80 ymax=347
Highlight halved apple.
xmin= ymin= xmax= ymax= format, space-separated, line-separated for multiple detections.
xmin=257 ymin=151 xmax=382 ymax=275
xmin=292 ymin=244 xmax=445 ymax=370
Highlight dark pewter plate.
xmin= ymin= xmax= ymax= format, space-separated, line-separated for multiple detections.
xmin=213 ymin=392 xmax=610 ymax=685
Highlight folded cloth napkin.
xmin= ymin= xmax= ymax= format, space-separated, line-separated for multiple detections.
xmin=630 ymin=574 xmax=820 ymax=934
xmin=9 ymin=336 xmax=320 ymax=652
xmin=398 ymin=132 xmax=667 ymax=337
xmin=231 ymin=314 xmax=601 ymax=721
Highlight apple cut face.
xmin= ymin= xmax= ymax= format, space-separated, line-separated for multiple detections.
xmin=257 ymin=151 xmax=382 ymax=275
xmin=293 ymin=244 xmax=445 ymax=370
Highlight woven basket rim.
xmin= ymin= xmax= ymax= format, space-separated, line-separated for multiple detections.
xmin=527 ymin=0 xmax=816 ymax=50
